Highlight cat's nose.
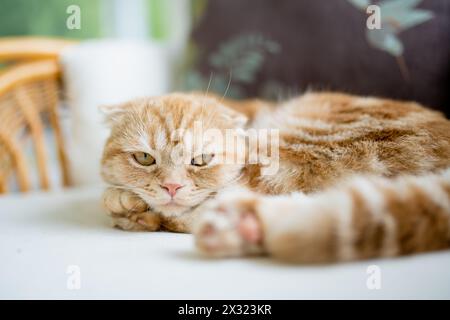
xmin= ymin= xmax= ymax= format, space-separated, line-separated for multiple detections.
xmin=161 ymin=183 xmax=183 ymax=197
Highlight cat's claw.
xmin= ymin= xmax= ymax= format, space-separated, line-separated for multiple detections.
xmin=194 ymin=190 xmax=265 ymax=257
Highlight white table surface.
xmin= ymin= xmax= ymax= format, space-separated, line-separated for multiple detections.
xmin=1 ymin=186 xmax=449 ymax=299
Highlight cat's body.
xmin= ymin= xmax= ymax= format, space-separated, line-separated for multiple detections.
xmin=235 ymin=92 xmax=450 ymax=193
xmin=101 ymin=92 xmax=450 ymax=263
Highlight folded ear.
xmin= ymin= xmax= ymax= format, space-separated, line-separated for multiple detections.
xmin=98 ymin=103 xmax=130 ymax=127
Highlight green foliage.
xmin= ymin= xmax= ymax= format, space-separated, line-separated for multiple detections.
xmin=379 ymin=0 xmax=434 ymax=31
xmin=209 ymin=34 xmax=279 ymax=83
xmin=367 ymin=27 xmax=404 ymax=56
xmin=148 ymin=0 xmax=169 ymax=40
xmin=347 ymin=0 xmax=434 ymax=57
xmin=184 ymin=33 xmax=281 ymax=98
xmin=347 ymin=0 xmax=371 ymax=10
xmin=0 ymin=0 xmax=101 ymax=39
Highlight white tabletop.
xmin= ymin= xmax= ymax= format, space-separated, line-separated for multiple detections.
xmin=1 ymin=186 xmax=449 ymax=299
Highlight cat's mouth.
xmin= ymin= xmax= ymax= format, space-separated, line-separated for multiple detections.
xmin=134 ymin=190 xmax=189 ymax=212
xmin=162 ymin=199 xmax=185 ymax=208
xmin=155 ymin=199 xmax=196 ymax=216
xmin=164 ymin=200 xmax=181 ymax=206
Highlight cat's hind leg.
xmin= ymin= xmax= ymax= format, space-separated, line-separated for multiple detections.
xmin=103 ymin=187 xmax=161 ymax=231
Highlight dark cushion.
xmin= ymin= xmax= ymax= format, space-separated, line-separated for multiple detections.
xmin=187 ymin=0 xmax=450 ymax=115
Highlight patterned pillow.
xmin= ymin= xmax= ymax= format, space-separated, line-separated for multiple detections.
xmin=183 ymin=0 xmax=449 ymax=115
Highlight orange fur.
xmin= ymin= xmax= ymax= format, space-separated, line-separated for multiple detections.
xmin=101 ymin=92 xmax=450 ymax=262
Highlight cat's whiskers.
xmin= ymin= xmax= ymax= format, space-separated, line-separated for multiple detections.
xmin=204 ymin=72 xmax=213 ymax=99
xmin=220 ymin=69 xmax=232 ymax=102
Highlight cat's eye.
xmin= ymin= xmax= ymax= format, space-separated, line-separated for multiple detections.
xmin=191 ymin=154 xmax=214 ymax=167
xmin=132 ymin=152 xmax=155 ymax=166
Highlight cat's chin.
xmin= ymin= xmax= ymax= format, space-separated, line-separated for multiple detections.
xmin=154 ymin=202 xmax=191 ymax=216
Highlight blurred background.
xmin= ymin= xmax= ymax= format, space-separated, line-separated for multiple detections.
xmin=0 ymin=0 xmax=449 ymax=193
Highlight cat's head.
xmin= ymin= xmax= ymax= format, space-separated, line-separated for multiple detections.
xmin=101 ymin=93 xmax=247 ymax=216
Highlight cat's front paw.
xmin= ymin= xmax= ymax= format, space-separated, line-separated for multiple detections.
xmin=194 ymin=190 xmax=265 ymax=257
xmin=103 ymin=187 xmax=160 ymax=231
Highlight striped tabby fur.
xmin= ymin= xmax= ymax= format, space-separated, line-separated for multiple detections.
xmin=101 ymin=92 xmax=450 ymax=263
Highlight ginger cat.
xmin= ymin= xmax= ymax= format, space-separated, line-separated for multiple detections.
xmin=101 ymin=92 xmax=450 ymax=263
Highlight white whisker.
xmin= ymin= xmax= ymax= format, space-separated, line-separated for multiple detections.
xmin=202 ymin=71 xmax=214 ymax=109
xmin=220 ymin=69 xmax=232 ymax=102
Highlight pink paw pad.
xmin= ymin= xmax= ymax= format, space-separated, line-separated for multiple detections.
xmin=238 ymin=213 xmax=262 ymax=244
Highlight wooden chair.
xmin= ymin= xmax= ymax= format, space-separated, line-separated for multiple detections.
xmin=0 ymin=37 xmax=76 ymax=193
